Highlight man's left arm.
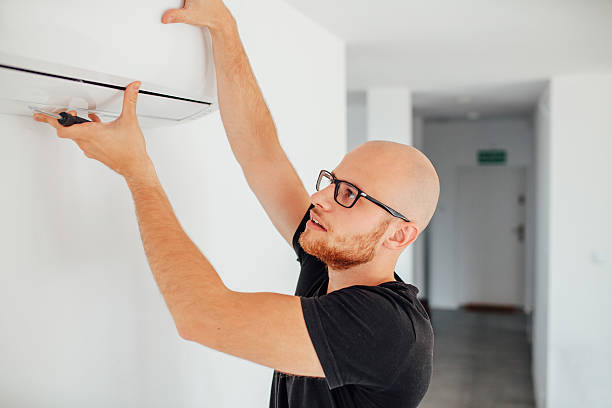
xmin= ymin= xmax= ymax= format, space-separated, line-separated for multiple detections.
xmin=33 ymin=81 xmax=325 ymax=379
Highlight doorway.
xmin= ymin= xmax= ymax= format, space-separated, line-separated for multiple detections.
xmin=455 ymin=166 xmax=526 ymax=308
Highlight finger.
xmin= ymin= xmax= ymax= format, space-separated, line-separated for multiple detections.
xmin=120 ymin=81 xmax=140 ymax=119
xmin=162 ymin=8 xmax=188 ymax=24
xmin=33 ymin=113 xmax=62 ymax=130
xmin=88 ymin=112 xmax=102 ymax=123
xmin=66 ymin=110 xmax=77 ymax=116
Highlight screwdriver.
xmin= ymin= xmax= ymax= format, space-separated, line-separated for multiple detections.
xmin=31 ymin=107 xmax=91 ymax=127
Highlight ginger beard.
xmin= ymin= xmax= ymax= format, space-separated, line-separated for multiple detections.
xmin=299 ymin=217 xmax=393 ymax=270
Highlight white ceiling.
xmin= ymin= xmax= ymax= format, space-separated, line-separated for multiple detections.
xmin=283 ymin=0 xmax=612 ymax=93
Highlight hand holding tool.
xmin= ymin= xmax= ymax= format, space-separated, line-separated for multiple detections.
xmin=30 ymin=107 xmax=91 ymax=127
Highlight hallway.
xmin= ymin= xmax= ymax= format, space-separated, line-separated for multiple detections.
xmin=419 ymin=308 xmax=535 ymax=408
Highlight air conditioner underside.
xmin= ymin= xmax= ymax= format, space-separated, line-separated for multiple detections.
xmin=0 ymin=52 xmax=217 ymax=127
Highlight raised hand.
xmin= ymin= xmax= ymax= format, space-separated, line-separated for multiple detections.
xmin=161 ymin=0 xmax=233 ymax=30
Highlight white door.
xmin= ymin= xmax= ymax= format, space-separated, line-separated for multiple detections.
xmin=455 ymin=166 xmax=526 ymax=307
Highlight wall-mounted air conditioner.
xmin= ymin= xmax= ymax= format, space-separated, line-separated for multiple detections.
xmin=0 ymin=51 xmax=218 ymax=128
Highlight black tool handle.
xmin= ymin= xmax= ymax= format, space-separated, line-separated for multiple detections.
xmin=58 ymin=112 xmax=91 ymax=127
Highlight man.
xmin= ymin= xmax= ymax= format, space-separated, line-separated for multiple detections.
xmin=33 ymin=0 xmax=440 ymax=406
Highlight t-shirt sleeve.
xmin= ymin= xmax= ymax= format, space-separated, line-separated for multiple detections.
xmin=300 ymin=286 xmax=416 ymax=389
xmin=292 ymin=203 xmax=315 ymax=263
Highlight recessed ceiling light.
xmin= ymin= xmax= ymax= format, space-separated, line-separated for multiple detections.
xmin=467 ymin=111 xmax=480 ymax=120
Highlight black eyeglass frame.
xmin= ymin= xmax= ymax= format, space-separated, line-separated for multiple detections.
xmin=316 ymin=170 xmax=411 ymax=223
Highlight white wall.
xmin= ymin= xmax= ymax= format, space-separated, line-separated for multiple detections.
xmin=539 ymin=74 xmax=612 ymax=408
xmin=347 ymin=91 xmax=367 ymax=152
xmin=0 ymin=0 xmax=346 ymax=406
xmin=533 ymin=84 xmax=551 ymax=408
xmin=366 ymin=87 xmax=412 ymax=145
xmin=423 ymin=117 xmax=534 ymax=309
xmin=412 ymin=116 xmax=427 ymax=296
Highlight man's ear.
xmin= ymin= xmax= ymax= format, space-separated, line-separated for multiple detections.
xmin=383 ymin=222 xmax=419 ymax=250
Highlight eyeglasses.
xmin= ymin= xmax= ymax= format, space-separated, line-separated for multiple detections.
xmin=316 ymin=170 xmax=411 ymax=223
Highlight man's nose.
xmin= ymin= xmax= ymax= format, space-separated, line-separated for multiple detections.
xmin=311 ymin=184 xmax=334 ymax=211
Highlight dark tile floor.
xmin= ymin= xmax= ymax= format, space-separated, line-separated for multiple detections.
xmin=418 ymin=308 xmax=536 ymax=408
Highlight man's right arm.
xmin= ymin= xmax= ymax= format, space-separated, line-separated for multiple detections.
xmin=162 ymin=1 xmax=311 ymax=247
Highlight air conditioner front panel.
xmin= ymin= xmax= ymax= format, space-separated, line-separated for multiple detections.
xmin=0 ymin=52 xmax=217 ymax=125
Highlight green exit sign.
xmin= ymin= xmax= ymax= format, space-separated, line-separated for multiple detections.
xmin=478 ymin=149 xmax=507 ymax=165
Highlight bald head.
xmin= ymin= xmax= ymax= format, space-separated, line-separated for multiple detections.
xmin=336 ymin=141 xmax=440 ymax=234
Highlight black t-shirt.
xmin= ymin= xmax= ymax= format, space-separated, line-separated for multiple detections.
xmin=269 ymin=204 xmax=433 ymax=408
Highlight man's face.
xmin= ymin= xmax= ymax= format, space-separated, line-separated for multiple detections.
xmin=299 ymin=213 xmax=392 ymax=270
xmin=298 ymin=167 xmax=393 ymax=270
